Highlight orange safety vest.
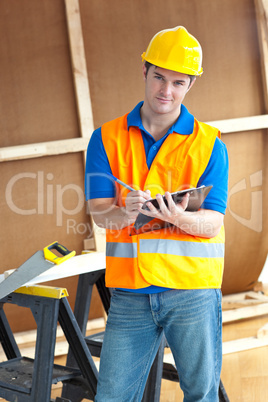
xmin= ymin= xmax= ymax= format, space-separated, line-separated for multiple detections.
xmin=101 ymin=113 xmax=225 ymax=289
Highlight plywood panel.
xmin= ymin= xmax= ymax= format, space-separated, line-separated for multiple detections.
xmin=222 ymin=130 xmax=268 ymax=294
xmin=0 ymin=0 xmax=79 ymax=147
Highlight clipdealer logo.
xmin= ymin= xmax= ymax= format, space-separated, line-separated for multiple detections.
xmin=5 ymin=169 xmax=264 ymax=234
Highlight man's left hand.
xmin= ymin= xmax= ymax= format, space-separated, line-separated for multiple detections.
xmin=140 ymin=192 xmax=190 ymax=226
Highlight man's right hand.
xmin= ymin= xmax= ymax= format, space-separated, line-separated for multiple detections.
xmin=87 ymin=189 xmax=152 ymax=230
xmin=124 ymin=190 xmax=152 ymax=221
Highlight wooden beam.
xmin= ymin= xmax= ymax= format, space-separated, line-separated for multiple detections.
xmin=0 ymin=114 xmax=267 ymax=163
xmin=207 ymin=114 xmax=268 ymax=133
xmin=164 ymin=322 xmax=268 ymax=359
xmin=222 ymin=300 xmax=266 ymax=311
xmin=164 ymin=336 xmax=268 ymax=361
xmin=222 ymin=303 xmax=268 ymax=323
xmin=0 ymin=137 xmax=89 ymax=162
xmin=222 ymin=291 xmax=268 ymax=310
xmin=222 ymin=335 xmax=268 ymax=355
xmin=222 ymin=291 xmax=264 ymax=303
xmin=245 ymin=291 xmax=268 ymax=301
xmin=64 ymin=0 xmax=94 ymax=155
xmin=64 ymin=0 xmax=106 ymax=252
xmin=222 ymin=321 xmax=268 ymax=354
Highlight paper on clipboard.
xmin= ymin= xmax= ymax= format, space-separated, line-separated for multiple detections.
xmin=131 ymin=185 xmax=213 ymax=235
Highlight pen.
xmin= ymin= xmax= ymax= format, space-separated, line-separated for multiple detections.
xmin=106 ymin=172 xmax=135 ymax=192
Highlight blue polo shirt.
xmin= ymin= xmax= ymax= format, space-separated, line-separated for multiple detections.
xmin=85 ymin=102 xmax=229 ymax=293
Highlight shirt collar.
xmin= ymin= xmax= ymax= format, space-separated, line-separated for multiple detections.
xmin=127 ymin=101 xmax=194 ymax=135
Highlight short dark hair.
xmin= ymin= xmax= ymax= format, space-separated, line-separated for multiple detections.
xmin=144 ymin=61 xmax=195 ymax=86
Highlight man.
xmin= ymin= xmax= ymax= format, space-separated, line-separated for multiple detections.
xmin=85 ymin=26 xmax=228 ymax=402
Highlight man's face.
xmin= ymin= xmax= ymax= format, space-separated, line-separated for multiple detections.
xmin=143 ymin=65 xmax=195 ymax=117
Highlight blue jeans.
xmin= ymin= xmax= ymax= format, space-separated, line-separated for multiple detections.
xmin=95 ymin=288 xmax=222 ymax=402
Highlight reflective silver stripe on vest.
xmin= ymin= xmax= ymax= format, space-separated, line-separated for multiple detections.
xmin=106 ymin=242 xmax=138 ymax=258
xmin=139 ymin=239 xmax=224 ymax=258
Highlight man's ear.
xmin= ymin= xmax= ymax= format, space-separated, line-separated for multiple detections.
xmin=187 ymin=77 xmax=196 ymax=92
xmin=142 ymin=64 xmax=147 ymax=81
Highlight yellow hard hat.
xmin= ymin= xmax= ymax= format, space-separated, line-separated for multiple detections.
xmin=141 ymin=26 xmax=203 ymax=76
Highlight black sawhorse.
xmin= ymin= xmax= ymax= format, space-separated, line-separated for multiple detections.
xmin=62 ymin=270 xmax=229 ymax=402
xmin=0 ymin=285 xmax=99 ymax=402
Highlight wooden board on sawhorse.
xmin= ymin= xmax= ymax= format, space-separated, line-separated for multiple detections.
xmin=0 ymin=284 xmax=98 ymax=402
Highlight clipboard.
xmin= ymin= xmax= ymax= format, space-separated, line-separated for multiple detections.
xmin=131 ymin=185 xmax=212 ymax=235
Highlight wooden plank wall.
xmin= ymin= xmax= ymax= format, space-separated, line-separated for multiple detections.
xmin=0 ymin=0 xmax=267 ymax=331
